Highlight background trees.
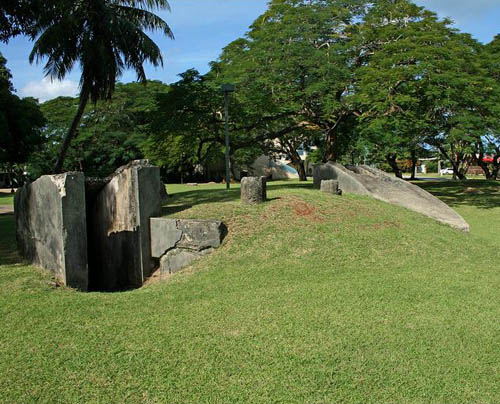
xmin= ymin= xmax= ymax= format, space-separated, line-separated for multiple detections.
xmin=29 ymin=0 xmax=174 ymax=173
xmin=4 ymin=0 xmax=500 ymax=182
xmin=0 ymin=53 xmax=45 ymax=176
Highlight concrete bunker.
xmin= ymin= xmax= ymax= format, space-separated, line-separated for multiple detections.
xmin=14 ymin=160 xmax=226 ymax=292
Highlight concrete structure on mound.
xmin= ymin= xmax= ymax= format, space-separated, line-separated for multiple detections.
xmin=320 ymin=180 xmax=341 ymax=195
xmin=313 ymin=162 xmax=470 ymax=232
xmin=87 ymin=161 xmax=162 ymax=291
xmin=150 ymin=218 xmax=226 ymax=275
xmin=14 ymin=172 xmax=88 ymax=290
xmin=241 ymin=176 xmax=267 ymax=204
xmin=14 ymin=160 xmax=227 ymax=291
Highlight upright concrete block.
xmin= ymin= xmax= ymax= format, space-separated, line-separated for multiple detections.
xmin=14 ymin=173 xmax=88 ymax=290
xmin=241 ymin=176 xmax=267 ymax=204
xmin=88 ymin=161 xmax=162 ymax=291
xmin=320 ymin=180 xmax=340 ymax=195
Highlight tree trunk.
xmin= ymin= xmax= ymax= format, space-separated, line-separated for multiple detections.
xmin=323 ymin=130 xmax=338 ymax=162
xmin=53 ymin=87 xmax=90 ymax=174
xmin=288 ymin=150 xmax=307 ymax=181
xmin=410 ymin=150 xmax=417 ymax=180
xmin=296 ymin=159 xmax=307 ymax=181
xmin=492 ymin=154 xmax=500 ymax=180
xmin=438 ymin=146 xmax=466 ymax=180
xmin=475 ymin=152 xmax=492 ymax=179
xmin=386 ymin=154 xmax=403 ymax=179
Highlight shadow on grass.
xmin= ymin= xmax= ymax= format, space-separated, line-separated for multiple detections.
xmin=164 ymin=181 xmax=313 ymax=215
xmin=0 ymin=215 xmax=22 ymax=266
xmin=417 ymin=180 xmax=500 ymax=210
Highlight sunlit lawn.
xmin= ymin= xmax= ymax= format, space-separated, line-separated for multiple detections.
xmin=0 ymin=179 xmax=498 ymax=403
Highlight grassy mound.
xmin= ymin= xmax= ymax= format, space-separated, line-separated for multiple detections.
xmin=0 ymin=181 xmax=498 ymax=403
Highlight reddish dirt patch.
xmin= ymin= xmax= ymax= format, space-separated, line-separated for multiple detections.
xmin=371 ymin=220 xmax=401 ymax=230
xmin=285 ymin=196 xmax=325 ymax=223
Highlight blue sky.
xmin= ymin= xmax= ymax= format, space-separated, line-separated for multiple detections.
xmin=1 ymin=0 xmax=499 ymax=102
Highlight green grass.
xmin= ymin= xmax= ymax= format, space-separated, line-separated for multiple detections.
xmin=0 ymin=180 xmax=499 ymax=404
xmin=0 ymin=191 xmax=14 ymax=205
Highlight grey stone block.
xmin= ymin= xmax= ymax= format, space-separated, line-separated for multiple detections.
xmin=14 ymin=173 xmax=88 ymax=290
xmin=160 ymin=249 xmax=201 ymax=274
xmin=150 ymin=218 xmax=182 ymax=258
xmin=88 ymin=160 xmax=162 ymax=291
xmin=151 ymin=218 xmax=226 ymax=274
xmin=320 ymin=180 xmax=340 ymax=195
xmin=241 ymin=176 xmax=267 ymax=204
xmin=176 ymin=219 xmax=225 ymax=251
xmin=313 ymin=162 xmax=470 ymax=231
xmin=150 ymin=218 xmax=226 ymax=256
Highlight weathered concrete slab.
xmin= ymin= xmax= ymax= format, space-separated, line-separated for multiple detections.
xmin=320 ymin=180 xmax=340 ymax=195
xmin=177 ymin=220 xmax=225 ymax=251
xmin=14 ymin=173 xmax=88 ymax=290
xmin=150 ymin=218 xmax=183 ymax=258
xmin=241 ymin=176 xmax=267 ymax=204
xmin=88 ymin=160 xmax=162 ymax=291
xmin=313 ymin=162 xmax=470 ymax=231
xmin=160 ymin=249 xmax=201 ymax=274
xmin=151 ymin=217 xmax=226 ymax=274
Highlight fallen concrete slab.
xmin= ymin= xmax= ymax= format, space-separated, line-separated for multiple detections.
xmin=151 ymin=218 xmax=226 ymax=274
xmin=313 ymin=162 xmax=470 ymax=231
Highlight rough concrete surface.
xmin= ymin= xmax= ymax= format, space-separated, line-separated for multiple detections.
xmin=151 ymin=218 xmax=226 ymax=274
xmin=150 ymin=218 xmax=183 ymax=258
xmin=241 ymin=176 xmax=267 ymax=204
xmin=320 ymin=180 xmax=340 ymax=195
xmin=14 ymin=173 xmax=89 ymax=290
xmin=313 ymin=162 xmax=470 ymax=231
xmin=88 ymin=160 xmax=162 ymax=291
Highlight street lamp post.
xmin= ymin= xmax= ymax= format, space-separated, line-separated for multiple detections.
xmin=222 ymin=84 xmax=235 ymax=190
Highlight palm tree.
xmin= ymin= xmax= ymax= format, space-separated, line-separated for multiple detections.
xmin=29 ymin=0 xmax=174 ymax=173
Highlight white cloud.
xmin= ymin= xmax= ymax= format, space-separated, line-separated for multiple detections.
xmin=20 ymin=77 xmax=79 ymax=103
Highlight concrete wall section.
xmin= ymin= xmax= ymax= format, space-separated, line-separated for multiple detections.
xmin=14 ymin=173 xmax=88 ymax=290
xmin=87 ymin=161 xmax=162 ymax=291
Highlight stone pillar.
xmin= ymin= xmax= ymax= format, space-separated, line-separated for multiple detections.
xmin=14 ymin=173 xmax=88 ymax=290
xmin=320 ymin=180 xmax=340 ymax=195
xmin=241 ymin=176 xmax=267 ymax=204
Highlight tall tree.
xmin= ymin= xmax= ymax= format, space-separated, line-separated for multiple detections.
xmin=32 ymin=81 xmax=169 ymax=178
xmin=29 ymin=0 xmax=174 ymax=173
xmin=353 ymin=0 xmax=497 ymax=180
xmin=210 ymin=0 xmax=369 ymax=167
xmin=0 ymin=53 xmax=46 ymax=167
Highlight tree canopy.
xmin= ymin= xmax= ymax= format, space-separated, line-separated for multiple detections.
xmin=0 ymin=53 xmax=46 ymax=167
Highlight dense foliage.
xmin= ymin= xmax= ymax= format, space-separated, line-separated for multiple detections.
xmin=0 ymin=53 xmax=45 ymax=171
xmin=6 ymin=0 xmax=500 ymax=181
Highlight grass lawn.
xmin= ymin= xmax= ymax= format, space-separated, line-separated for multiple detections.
xmin=0 ymin=191 xmax=14 ymax=205
xmin=0 ymin=180 xmax=499 ymax=403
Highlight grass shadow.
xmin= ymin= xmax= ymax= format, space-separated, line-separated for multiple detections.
xmin=416 ymin=180 xmax=500 ymax=210
xmin=164 ymin=181 xmax=314 ymax=215
xmin=0 ymin=215 xmax=22 ymax=266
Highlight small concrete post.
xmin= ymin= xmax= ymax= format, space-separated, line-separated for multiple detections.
xmin=241 ymin=176 xmax=267 ymax=204
xmin=321 ymin=180 xmax=341 ymax=195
